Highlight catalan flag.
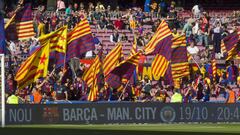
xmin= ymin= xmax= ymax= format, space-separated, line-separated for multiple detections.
xmin=103 ymin=43 xmax=123 ymax=76
xmin=38 ymin=26 xmax=67 ymax=68
xmin=15 ymin=3 xmax=35 ymax=40
xmin=221 ymin=32 xmax=239 ymax=60
xmin=106 ymin=52 xmax=141 ymax=89
xmin=212 ymin=57 xmax=217 ymax=82
xmin=88 ymin=55 xmax=101 ymax=101
xmin=83 ymin=55 xmax=101 ymax=87
xmin=0 ymin=15 xmax=6 ymax=54
xmin=171 ymin=35 xmax=189 ymax=87
xmin=147 ymin=20 xmax=173 ymax=77
xmin=67 ymin=18 xmax=95 ymax=60
xmin=15 ymin=44 xmax=50 ymax=89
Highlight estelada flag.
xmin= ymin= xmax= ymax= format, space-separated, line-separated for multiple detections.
xmin=38 ymin=26 xmax=67 ymax=68
xmin=15 ymin=44 xmax=50 ymax=89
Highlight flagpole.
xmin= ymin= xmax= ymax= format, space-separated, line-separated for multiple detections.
xmin=118 ymin=80 xmax=130 ymax=101
xmin=190 ymin=56 xmax=201 ymax=71
xmin=4 ymin=0 xmax=24 ymax=29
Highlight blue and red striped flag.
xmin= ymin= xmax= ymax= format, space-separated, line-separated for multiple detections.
xmin=146 ymin=20 xmax=173 ymax=78
xmin=67 ymin=18 xmax=95 ymax=61
xmin=15 ymin=3 xmax=35 ymax=40
xmin=221 ymin=32 xmax=239 ymax=60
xmin=0 ymin=15 xmax=6 ymax=54
xmin=6 ymin=3 xmax=35 ymax=41
xmin=106 ymin=52 xmax=141 ymax=89
xmin=171 ymin=35 xmax=189 ymax=87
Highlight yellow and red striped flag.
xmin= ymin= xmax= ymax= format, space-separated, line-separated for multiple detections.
xmin=212 ymin=58 xmax=217 ymax=81
xmin=39 ymin=26 xmax=67 ymax=53
xmin=15 ymin=44 xmax=50 ymax=89
xmin=151 ymin=54 xmax=170 ymax=77
xmin=103 ymin=43 xmax=123 ymax=76
xmin=87 ymin=56 xmax=101 ymax=101
xmin=38 ymin=26 xmax=67 ymax=67
xmin=83 ymin=56 xmax=101 ymax=87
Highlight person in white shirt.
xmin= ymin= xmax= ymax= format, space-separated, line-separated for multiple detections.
xmin=187 ymin=40 xmax=199 ymax=55
xmin=110 ymin=30 xmax=120 ymax=43
xmin=192 ymin=5 xmax=201 ymax=19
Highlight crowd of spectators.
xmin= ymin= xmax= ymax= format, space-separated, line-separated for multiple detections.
xmin=3 ymin=0 xmax=240 ymax=104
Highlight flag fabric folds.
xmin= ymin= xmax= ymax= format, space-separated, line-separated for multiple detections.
xmin=0 ymin=15 xmax=6 ymax=54
xmin=103 ymin=43 xmax=123 ymax=76
xmin=106 ymin=52 xmax=141 ymax=89
xmin=146 ymin=20 xmax=173 ymax=78
xmin=67 ymin=18 xmax=95 ymax=60
xmin=212 ymin=58 xmax=217 ymax=81
xmin=38 ymin=26 xmax=67 ymax=68
xmin=144 ymin=20 xmax=173 ymax=55
xmin=15 ymin=3 xmax=35 ymax=40
xmin=171 ymin=35 xmax=189 ymax=87
xmin=83 ymin=55 xmax=101 ymax=87
xmin=221 ymin=32 xmax=239 ymax=60
xmin=15 ymin=44 xmax=50 ymax=89
xmin=87 ymin=56 xmax=101 ymax=101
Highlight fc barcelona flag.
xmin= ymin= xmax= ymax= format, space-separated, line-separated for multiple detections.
xmin=106 ymin=52 xmax=141 ymax=89
xmin=171 ymin=35 xmax=189 ymax=87
xmin=144 ymin=20 xmax=173 ymax=55
xmin=14 ymin=3 xmax=35 ymax=40
xmin=221 ymin=32 xmax=239 ymax=60
xmin=67 ymin=18 xmax=95 ymax=60
xmin=145 ymin=20 xmax=173 ymax=78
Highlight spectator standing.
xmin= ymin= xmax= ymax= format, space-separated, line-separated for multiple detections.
xmin=182 ymin=19 xmax=194 ymax=43
xmin=93 ymin=34 xmax=101 ymax=45
xmin=225 ymin=86 xmax=236 ymax=103
xmin=198 ymin=18 xmax=209 ymax=47
xmin=66 ymin=4 xmax=73 ymax=16
xmin=73 ymin=3 xmax=79 ymax=12
xmin=144 ymin=0 xmax=151 ymax=13
xmin=158 ymin=0 xmax=167 ymax=17
xmin=7 ymin=91 xmax=19 ymax=104
xmin=227 ymin=61 xmax=239 ymax=85
xmin=171 ymin=89 xmax=183 ymax=103
xmin=192 ymin=4 xmax=201 ymax=19
xmin=211 ymin=21 xmax=223 ymax=59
